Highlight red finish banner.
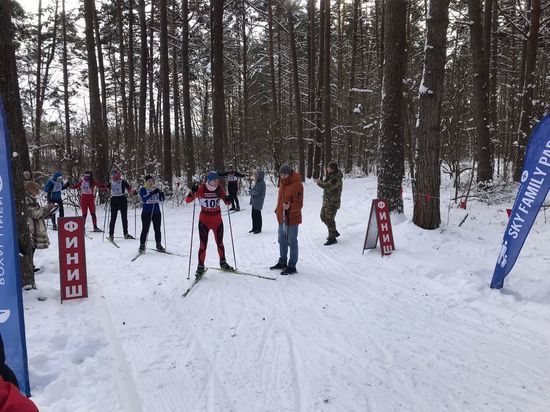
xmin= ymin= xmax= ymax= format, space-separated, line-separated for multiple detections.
xmin=58 ymin=217 xmax=88 ymax=302
xmin=362 ymin=199 xmax=396 ymax=256
xmin=374 ymin=200 xmax=395 ymax=256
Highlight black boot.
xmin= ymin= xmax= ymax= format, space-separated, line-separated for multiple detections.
xmin=138 ymin=244 xmax=145 ymax=254
xmin=270 ymin=262 xmax=287 ymax=270
xmin=156 ymin=243 xmax=166 ymax=252
xmin=124 ymin=233 xmax=135 ymax=239
xmin=196 ymin=264 xmax=205 ymax=278
xmin=281 ymin=266 xmax=297 ymax=275
xmin=324 ymin=238 xmax=337 ymax=246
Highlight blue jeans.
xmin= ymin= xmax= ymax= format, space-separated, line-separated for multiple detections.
xmin=278 ymin=224 xmax=299 ymax=268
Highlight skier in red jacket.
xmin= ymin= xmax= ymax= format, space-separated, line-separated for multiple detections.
xmin=186 ymin=171 xmax=235 ymax=277
xmin=0 ymin=377 xmax=38 ymax=412
xmin=72 ymin=171 xmax=107 ymax=231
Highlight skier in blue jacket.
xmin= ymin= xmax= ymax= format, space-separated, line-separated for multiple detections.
xmin=138 ymin=175 xmax=165 ymax=254
xmin=43 ymin=171 xmax=69 ymax=230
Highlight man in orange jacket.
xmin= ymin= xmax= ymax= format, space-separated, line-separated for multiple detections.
xmin=270 ymin=164 xmax=303 ymax=275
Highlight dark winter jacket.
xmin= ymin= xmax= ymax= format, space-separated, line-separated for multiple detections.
xmin=250 ymin=170 xmax=266 ymax=210
xmin=219 ymin=171 xmax=245 ymax=190
xmin=43 ymin=171 xmax=69 ymax=201
xmin=317 ymin=170 xmax=343 ymax=210
xmin=276 ymin=171 xmax=303 ymax=226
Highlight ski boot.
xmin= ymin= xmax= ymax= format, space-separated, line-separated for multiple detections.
xmin=124 ymin=233 xmax=135 ymax=239
xmin=156 ymin=243 xmax=166 ymax=252
xmin=324 ymin=238 xmax=337 ymax=246
xmin=107 ymin=235 xmax=115 ymax=242
xmin=196 ymin=265 xmax=205 ymax=278
xmin=93 ymin=226 xmax=103 ymax=232
xmin=52 ymin=224 xmax=58 ymax=231
xmin=138 ymin=244 xmax=145 ymax=254
xmin=220 ymin=261 xmax=235 ymax=271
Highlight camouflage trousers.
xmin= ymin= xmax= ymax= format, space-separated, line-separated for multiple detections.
xmin=320 ymin=206 xmax=338 ymax=239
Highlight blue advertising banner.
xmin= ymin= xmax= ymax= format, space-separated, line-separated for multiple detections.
xmin=491 ymin=114 xmax=550 ymax=289
xmin=0 ymin=97 xmax=31 ymax=395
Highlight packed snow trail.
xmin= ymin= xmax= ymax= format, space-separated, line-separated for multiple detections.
xmin=26 ymin=177 xmax=550 ymax=411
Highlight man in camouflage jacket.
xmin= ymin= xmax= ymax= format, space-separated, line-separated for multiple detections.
xmin=315 ymin=162 xmax=343 ymax=245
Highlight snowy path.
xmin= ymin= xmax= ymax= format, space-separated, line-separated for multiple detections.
xmin=26 ymin=177 xmax=550 ymax=411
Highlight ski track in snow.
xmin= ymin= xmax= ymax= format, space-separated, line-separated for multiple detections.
xmin=25 ymin=176 xmax=550 ymax=411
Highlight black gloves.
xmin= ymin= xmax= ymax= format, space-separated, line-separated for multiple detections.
xmin=151 ymin=188 xmax=160 ymax=195
xmin=191 ymin=183 xmax=199 ymax=193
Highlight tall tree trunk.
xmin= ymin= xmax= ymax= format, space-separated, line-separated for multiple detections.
xmin=160 ymin=0 xmax=172 ymax=187
xmin=345 ymin=0 xmax=359 ymax=173
xmin=377 ymin=0 xmax=406 ymax=212
xmin=93 ymin=1 xmax=108 ymax=134
xmin=171 ymin=0 xmax=181 ymax=178
xmin=127 ymin=0 xmax=136 ymax=175
xmin=182 ymin=0 xmax=195 ymax=184
xmin=267 ymin=0 xmax=280 ymax=170
xmin=323 ymin=0 xmax=331 ymax=164
xmin=62 ymin=0 xmax=71 ymax=174
xmin=84 ymin=0 xmax=108 ymax=183
xmin=288 ymin=5 xmax=305 ymax=180
xmin=489 ymin=0 xmax=498 ymax=170
xmin=314 ymin=0 xmax=326 ymax=179
xmin=211 ymin=0 xmax=225 ymax=170
xmin=117 ymin=0 xmax=130 ymax=166
xmin=306 ymin=0 xmax=316 ymax=178
xmin=467 ymin=0 xmax=493 ymax=185
xmin=137 ymin=0 xmax=147 ymax=177
xmin=148 ymin=1 xmax=157 ymax=167
xmin=240 ymin=0 xmax=249 ymax=168
xmin=0 ymin=0 xmax=34 ymax=286
xmin=413 ymin=0 xmax=450 ymax=229
xmin=33 ymin=0 xmax=43 ymax=172
xmin=514 ymin=0 xmax=541 ymax=181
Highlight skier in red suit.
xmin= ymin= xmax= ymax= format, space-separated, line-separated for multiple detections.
xmin=72 ymin=171 xmax=107 ymax=231
xmin=186 ymin=171 xmax=235 ymax=277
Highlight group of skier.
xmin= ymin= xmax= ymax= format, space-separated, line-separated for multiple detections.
xmin=31 ymin=161 xmax=343 ymax=278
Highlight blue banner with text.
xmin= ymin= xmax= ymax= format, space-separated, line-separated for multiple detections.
xmin=491 ymin=115 xmax=550 ymax=289
xmin=0 ymin=97 xmax=31 ymax=395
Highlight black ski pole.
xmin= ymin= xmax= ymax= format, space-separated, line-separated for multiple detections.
xmin=226 ymin=203 xmax=238 ymax=270
xmin=161 ymin=200 xmax=167 ymax=250
xmin=187 ymin=199 xmax=196 ymax=280
xmin=134 ymin=197 xmax=137 ymax=239
xmin=102 ymin=196 xmax=111 ymax=242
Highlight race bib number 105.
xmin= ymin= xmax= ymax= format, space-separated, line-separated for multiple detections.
xmin=200 ymin=198 xmax=220 ymax=209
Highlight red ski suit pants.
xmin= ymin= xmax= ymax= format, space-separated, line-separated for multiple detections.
xmin=80 ymin=194 xmax=98 ymax=226
xmin=198 ymin=213 xmax=226 ymax=266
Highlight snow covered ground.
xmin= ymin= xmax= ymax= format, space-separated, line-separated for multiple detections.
xmin=24 ymin=176 xmax=550 ymax=411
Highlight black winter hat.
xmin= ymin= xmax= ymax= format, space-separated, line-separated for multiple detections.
xmin=144 ymin=174 xmax=153 ymax=181
xmin=328 ymin=162 xmax=339 ymax=171
xmin=279 ymin=164 xmax=292 ymax=175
